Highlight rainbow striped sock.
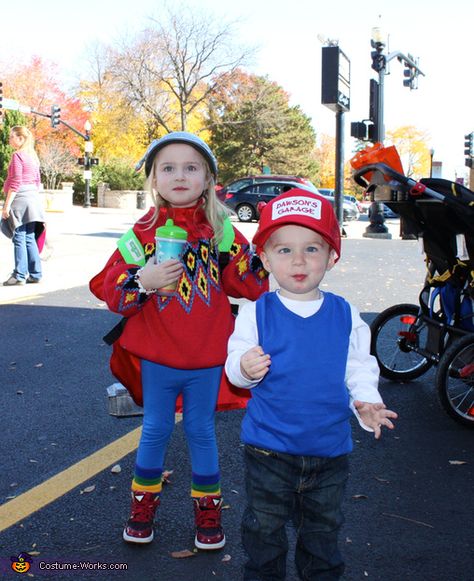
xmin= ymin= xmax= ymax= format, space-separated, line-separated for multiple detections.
xmin=191 ymin=471 xmax=221 ymax=498
xmin=131 ymin=465 xmax=163 ymax=494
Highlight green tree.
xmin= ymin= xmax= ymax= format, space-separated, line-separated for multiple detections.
xmin=208 ymin=71 xmax=317 ymax=183
xmin=0 ymin=110 xmax=27 ymax=187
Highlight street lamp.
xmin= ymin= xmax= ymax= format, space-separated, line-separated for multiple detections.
xmin=364 ymin=27 xmax=390 ymax=238
xmin=429 ymin=148 xmax=435 ymax=178
xmin=83 ymin=120 xmax=93 ymax=208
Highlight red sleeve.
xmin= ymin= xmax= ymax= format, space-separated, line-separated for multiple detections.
xmin=221 ymin=227 xmax=269 ymax=300
xmin=89 ymin=215 xmax=156 ymax=316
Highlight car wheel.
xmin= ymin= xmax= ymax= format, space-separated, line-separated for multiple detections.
xmin=236 ymin=203 xmax=255 ymax=222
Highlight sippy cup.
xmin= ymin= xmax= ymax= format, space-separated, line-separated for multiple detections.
xmin=155 ymin=219 xmax=188 ymax=296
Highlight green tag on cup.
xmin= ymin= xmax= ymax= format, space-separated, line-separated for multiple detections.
xmin=117 ymin=228 xmax=146 ymax=266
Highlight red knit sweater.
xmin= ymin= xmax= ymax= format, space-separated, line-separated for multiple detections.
xmin=91 ymin=206 xmax=268 ymax=373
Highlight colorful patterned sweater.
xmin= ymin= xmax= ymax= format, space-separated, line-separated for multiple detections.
xmin=91 ymin=205 xmax=268 ymax=373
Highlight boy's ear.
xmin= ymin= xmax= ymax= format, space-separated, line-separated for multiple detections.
xmin=326 ymin=249 xmax=337 ymax=272
xmin=260 ymin=251 xmax=272 ymax=273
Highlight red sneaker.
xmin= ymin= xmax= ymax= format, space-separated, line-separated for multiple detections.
xmin=123 ymin=491 xmax=160 ymax=544
xmin=193 ymin=495 xmax=226 ymax=550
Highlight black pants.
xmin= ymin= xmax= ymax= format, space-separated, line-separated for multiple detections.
xmin=242 ymin=445 xmax=349 ymax=581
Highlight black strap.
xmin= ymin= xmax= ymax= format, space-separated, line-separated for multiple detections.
xmin=103 ymin=318 xmax=128 ymax=346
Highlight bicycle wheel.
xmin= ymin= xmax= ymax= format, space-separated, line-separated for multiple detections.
xmin=370 ymin=303 xmax=433 ymax=381
xmin=435 ymin=334 xmax=474 ymax=428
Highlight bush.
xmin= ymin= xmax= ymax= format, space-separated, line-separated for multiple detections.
xmin=74 ymin=160 xmax=145 ymax=193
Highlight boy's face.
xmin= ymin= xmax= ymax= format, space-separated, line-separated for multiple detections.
xmin=260 ymin=224 xmax=336 ymax=301
xmin=153 ymin=143 xmax=209 ymax=207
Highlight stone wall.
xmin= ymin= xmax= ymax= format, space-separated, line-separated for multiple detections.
xmin=97 ymin=183 xmax=151 ymax=210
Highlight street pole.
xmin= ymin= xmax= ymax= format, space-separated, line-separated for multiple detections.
xmin=430 ymin=148 xmax=435 ymax=178
xmin=364 ymin=28 xmax=391 ymax=239
xmin=335 ymin=109 xmax=344 ymax=227
xmin=321 ymin=44 xmax=351 ymax=232
xmin=83 ymin=121 xmax=92 ymax=208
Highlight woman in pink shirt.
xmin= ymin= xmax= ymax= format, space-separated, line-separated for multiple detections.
xmin=1 ymin=126 xmax=45 ymax=286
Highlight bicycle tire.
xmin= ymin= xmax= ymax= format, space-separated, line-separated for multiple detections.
xmin=435 ymin=334 xmax=474 ymax=428
xmin=370 ymin=303 xmax=433 ymax=381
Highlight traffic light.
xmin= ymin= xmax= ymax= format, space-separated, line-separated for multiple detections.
xmin=464 ymin=132 xmax=474 ymax=157
xmin=371 ymin=50 xmax=385 ymax=73
xmin=50 ymin=104 xmax=61 ymax=128
xmin=403 ymin=57 xmax=417 ymax=89
xmin=350 ymin=121 xmax=368 ymax=140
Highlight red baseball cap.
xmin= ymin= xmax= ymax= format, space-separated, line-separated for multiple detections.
xmin=253 ymin=188 xmax=341 ymax=260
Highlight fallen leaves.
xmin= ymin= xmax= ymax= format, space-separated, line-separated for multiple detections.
xmin=80 ymin=485 xmax=96 ymax=494
xmin=170 ymin=549 xmax=197 ymax=559
xmin=163 ymin=470 xmax=174 ymax=484
xmin=110 ymin=464 xmax=121 ymax=474
xmin=351 ymin=494 xmax=368 ymax=500
xmin=449 ymin=460 xmax=467 ymax=465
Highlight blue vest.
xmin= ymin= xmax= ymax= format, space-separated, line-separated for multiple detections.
xmin=241 ymin=292 xmax=353 ymax=457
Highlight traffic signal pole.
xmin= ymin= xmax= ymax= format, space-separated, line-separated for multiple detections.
xmin=1 ymin=92 xmax=98 ymax=208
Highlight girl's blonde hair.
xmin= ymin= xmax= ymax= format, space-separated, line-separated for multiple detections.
xmin=10 ymin=126 xmax=40 ymax=165
xmin=144 ymin=152 xmax=232 ymax=244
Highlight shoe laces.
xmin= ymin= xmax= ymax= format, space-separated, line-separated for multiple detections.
xmin=131 ymin=495 xmax=158 ymax=523
xmin=195 ymin=504 xmax=220 ymax=529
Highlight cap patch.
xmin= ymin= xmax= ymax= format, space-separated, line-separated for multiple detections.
xmin=272 ymin=196 xmax=322 ymax=221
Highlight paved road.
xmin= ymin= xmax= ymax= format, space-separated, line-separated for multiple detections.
xmin=1 ymin=208 xmax=473 ymax=580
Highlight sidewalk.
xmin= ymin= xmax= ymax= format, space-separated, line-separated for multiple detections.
xmin=0 ymin=207 xmax=402 ymax=304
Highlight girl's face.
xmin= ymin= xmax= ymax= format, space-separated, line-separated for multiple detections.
xmin=152 ymin=143 xmax=209 ymax=208
xmin=9 ymin=132 xmax=24 ymax=150
xmin=260 ymin=224 xmax=336 ymax=301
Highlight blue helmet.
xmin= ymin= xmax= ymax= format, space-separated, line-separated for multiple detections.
xmin=135 ymin=131 xmax=218 ymax=179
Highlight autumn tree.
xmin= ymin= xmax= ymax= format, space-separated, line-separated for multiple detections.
xmin=3 ymin=57 xmax=89 ymax=185
xmin=76 ymin=43 xmax=148 ymax=164
xmin=386 ymin=125 xmax=431 ymax=178
xmin=208 ymin=71 xmax=317 ymax=183
xmin=99 ymin=6 xmax=250 ymax=137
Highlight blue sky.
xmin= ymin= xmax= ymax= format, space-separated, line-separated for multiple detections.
xmin=1 ymin=0 xmax=473 ymax=178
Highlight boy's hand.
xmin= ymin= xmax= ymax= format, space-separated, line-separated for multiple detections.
xmin=354 ymin=400 xmax=398 ymax=439
xmin=240 ymin=346 xmax=271 ymax=381
xmin=138 ymin=257 xmax=183 ymax=291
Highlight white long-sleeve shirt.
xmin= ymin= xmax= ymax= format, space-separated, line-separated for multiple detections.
xmin=225 ymin=291 xmax=383 ymax=432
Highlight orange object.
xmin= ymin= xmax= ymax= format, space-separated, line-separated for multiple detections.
xmin=350 ymin=142 xmax=404 ymax=182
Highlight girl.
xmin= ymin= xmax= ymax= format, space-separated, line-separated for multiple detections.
xmin=2 ymin=126 xmax=45 ymax=286
xmin=90 ymin=132 xmax=268 ymax=548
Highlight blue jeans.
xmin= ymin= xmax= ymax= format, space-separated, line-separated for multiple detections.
xmin=242 ymin=445 xmax=349 ymax=581
xmin=13 ymin=222 xmax=42 ymax=281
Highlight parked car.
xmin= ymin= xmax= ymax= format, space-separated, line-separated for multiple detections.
xmin=318 ymin=189 xmax=364 ymax=214
xmin=368 ymin=203 xmax=399 ymax=219
xmin=223 ymin=180 xmax=359 ymax=223
xmin=218 ymin=174 xmax=315 ymax=202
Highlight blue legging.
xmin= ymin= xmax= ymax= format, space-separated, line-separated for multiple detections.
xmin=136 ymin=360 xmax=222 ymax=476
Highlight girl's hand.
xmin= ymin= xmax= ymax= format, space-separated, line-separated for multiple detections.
xmin=241 ymin=346 xmax=271 ymax=381
xmin=354 ymin=400 xmax=398 ymax=439
xmin=138 ymin=257 xmax=184 ymax=291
